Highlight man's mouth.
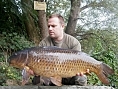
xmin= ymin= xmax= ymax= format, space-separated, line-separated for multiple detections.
xmin=49 ymin=32 xmax=54 ymax=35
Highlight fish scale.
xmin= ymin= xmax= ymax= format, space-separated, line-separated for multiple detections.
xmin=28 ymin=53 xmax=99 ymax=77
xmin=8 ymin=46 xmax=114 ymax=86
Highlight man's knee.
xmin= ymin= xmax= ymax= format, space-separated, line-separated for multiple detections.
xmin=32 ymin=75 xmax=87 ymax=86
xmin=32 ymin=76 xmax=40 ymax=85
xmin=32 ymin=76 xmax=55 ymax=86
xmin=74 ymin=75 xmax=87 ymax=86
xmin=62 ymin=75 xmax=87 ymax=86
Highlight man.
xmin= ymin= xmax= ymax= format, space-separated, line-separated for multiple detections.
xmin=32 ymin=13 xmax=87 ymax=86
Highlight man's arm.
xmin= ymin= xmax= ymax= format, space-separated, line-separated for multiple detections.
xmin=71 ymin=41 xmax=81 ymax=51
xmin=38 ymin=37 xmax=52 ymax=47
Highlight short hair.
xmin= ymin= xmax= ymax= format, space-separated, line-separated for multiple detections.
xmin=48 ymin=13 xmax=65 ymax=25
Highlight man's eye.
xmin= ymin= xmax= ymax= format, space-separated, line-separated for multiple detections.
xmin=52 ymin=25 xmax=55 ymax=27
xmin=48 ymin=25 xmax=56 ymax=28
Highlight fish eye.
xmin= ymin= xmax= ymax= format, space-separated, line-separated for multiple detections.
xmin=15 ymin=53 xmax=17 ymax=55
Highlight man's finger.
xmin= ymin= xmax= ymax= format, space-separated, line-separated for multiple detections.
xmin=76 ymin=69 xmax=90 ymax=76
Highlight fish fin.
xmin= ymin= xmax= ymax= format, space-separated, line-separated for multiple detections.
xmin=21 ymin=67 xmax=30 ymax=85
xmin=97 ymin=71 xmax=110 ymax=85
xmin=50 ymin=76 xmax=62 ymax=86
xmin=97 ymin=63 xmax=114 ymax=85
xmin=102 ymin=63 xmax=114 ymax=76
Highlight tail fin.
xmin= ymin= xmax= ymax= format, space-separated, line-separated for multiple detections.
xmin=102 ymin=63 xmax=114 ymax=76
xmin=97 ymin=63 xmax=114 ymax=85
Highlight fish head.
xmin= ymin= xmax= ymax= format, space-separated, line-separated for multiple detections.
xmin=8 ymin=50 xmax=28 ymax=69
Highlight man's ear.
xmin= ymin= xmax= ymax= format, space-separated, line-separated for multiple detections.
xmin=62 ymin=24 xmax=65 ymax=29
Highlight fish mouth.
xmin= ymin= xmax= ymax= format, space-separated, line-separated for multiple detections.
xmin=10 ymin=60 xmax=25 ymax=69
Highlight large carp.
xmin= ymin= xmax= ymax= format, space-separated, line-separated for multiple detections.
xmin=8 ymin=46 xmax=114 ymax=86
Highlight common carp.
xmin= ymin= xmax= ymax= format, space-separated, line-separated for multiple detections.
xmin=8 ymin=46 xmax=114 ymax=86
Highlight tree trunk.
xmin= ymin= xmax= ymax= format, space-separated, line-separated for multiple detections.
xmin=38 ymin=11 xmax=48 ymax=40
xmin=38 ymin=0 xmax=48 ymax=40
xmin=25 ymin=14 xmax=40 ymax=45
xmin=22 ymin=0 xmax=40 ymax=45
xmin=65 ymin=0 xmax=81 ymax=37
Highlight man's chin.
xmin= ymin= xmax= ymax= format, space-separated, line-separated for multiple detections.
xmin=49 ymin=35 xmax=56 ymax=38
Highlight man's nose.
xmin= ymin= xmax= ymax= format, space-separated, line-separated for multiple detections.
xmin=48 ymin=26 xmax=53 ymax=30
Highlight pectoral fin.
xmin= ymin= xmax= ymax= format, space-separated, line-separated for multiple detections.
xmin=21 ymin=66 xmax=30 ymax=85
xmin=50 ymin=76 xmax=62 ymax=86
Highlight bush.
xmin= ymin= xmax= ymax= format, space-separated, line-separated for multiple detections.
xmin=0 ymin=32 xmax=34 ymax=55
xmin=0 ymin=32 xmax=34 ymax=85
xmin=88 ymin=50 xmax=118 ymax=88
xmin=0 ymin=62 xmax=21 ymax=86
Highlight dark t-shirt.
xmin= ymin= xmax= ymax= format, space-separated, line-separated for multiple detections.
xmin=39 ymin=33 xmax=81 ymax=51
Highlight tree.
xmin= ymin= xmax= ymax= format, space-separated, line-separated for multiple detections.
xmin=22 ymin=0 xmax=48 ymax=43
xmin=37 ymin=0 xmax=48 ymax=40
xmin=65 ymin=0 xmax=80 ymax=36
xmin=21 ymin=0 xmax=40 ymax=45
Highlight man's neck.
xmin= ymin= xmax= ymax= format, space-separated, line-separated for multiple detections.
xmin=52 ymin=32 xmax=63 ymax=42
xmin=53 ymin=34 xmax=63 ymax=42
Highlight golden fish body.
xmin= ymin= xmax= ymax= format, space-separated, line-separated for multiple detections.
xmin=8 ymin=46 xmax=114 ymax=86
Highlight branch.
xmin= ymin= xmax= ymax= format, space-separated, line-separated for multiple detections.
xmin=80 ymin=1 xmax=105 ymax=11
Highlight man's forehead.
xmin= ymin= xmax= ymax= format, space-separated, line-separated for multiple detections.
xmin=48 ymin=17 xmax=60 ymax=22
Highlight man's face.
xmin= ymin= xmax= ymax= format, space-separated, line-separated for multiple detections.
xmin=47 ymin=17 xmax=64 ymax=39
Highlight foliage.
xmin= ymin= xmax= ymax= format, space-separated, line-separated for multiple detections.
xmin=77 ymin=29 xmax=118 ymax=88
xmin=0 ymin=0 xmax=25 ymax=34
xmin=0 ymin=62 xmax=21 ymax=86
xmin=0 ymin=0 xmax=35 ymax=86
xmin=0 ymin=32 xmax=34 ymax=57
xmin=0 ymin=32 xmax=34 ymax=86
xmin=46 ymin=0 xmax=71 ymax=22
xmin=0 ymin=0 xmax=39 ymax=43
xmin=88 ymin=49 xmax=118 ymax=88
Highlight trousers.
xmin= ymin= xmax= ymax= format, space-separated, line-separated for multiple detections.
xmin=32 ymin=75 xmax=87 ymax=86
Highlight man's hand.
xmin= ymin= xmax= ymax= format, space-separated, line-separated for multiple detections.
xmin=75 ymin=69 xmax=90 ymax=86
xmin=76 ymin=69 xmax=90 ymax=76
